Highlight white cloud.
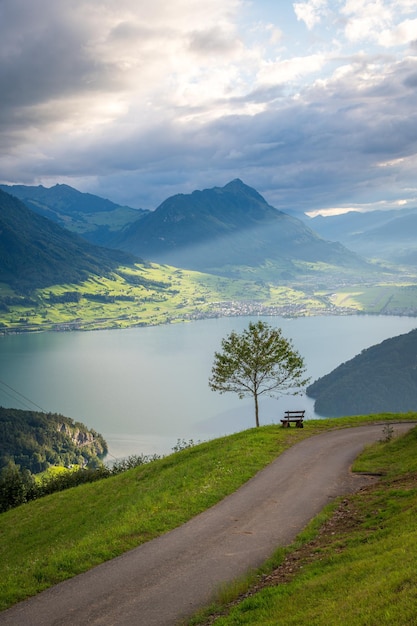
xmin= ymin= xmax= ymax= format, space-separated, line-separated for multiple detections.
xmin=258 ymin=53 xmax=327 ymax=86
xmin=265 ymin=24 xmax=284 ymax=45
xmin=293 ymin=0 xmax=328 ymax=30
xmin=0 ymin=0 xmax=246 ymax=131
xmin=306 ymin=196 xmax=417 ymax=216
xmin=342 ymin=0 xmax=392 ymax=43
xmin=379 ymin=17 xmax=417 ymax=46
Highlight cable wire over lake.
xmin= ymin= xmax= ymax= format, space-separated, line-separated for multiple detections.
xmin=0 ymin=378 xmax=48 ymax=413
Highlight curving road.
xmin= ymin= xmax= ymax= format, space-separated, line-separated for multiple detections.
xmin=0 ymin=423 xmax=414 ymax=626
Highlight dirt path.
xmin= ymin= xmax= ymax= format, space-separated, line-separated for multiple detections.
xmin=0 ymin=423 xmax=414 ymax=626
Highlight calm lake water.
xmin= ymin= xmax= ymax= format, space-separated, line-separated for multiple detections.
xmin=1 ymin=315 xmax=416 ymax=459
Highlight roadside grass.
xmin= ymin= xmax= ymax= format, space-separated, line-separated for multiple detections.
xmin=353 ymin=422 xmax=417 ymax=477
xmin=189 ymin=422 xmax=417 ymax=626
xmin=0 ymin=414 xmax=415 ymax=611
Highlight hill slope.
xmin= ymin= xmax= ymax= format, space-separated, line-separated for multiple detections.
xmin=307 ymin=327 xmax=417 ymax=416
xmin=113 ymin=179 xmax=369 ymax=276
xmin=0 ymin=407 xmax=107 ymax=474
xmin=0 ymin=417 xmax=415 ymax=619
xmin=0 ymin=189 xmax=134 ymax=291
xmin=0 ymin=183 xmax=147 ymax=245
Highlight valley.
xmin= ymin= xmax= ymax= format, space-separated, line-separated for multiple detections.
xmin=0 ymin=273 xmax=411 ymax=333
xmin=1 ymin=180 xmax=417 ymax=334
xmin=1 ymin=267 xmax=416 ymax=333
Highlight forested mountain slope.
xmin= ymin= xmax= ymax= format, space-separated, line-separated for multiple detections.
xmin=0 ymin=183 xmax=146 ymax=245
xmin=112 ymin=179 xmax=370 ymax=276
xmin=0 ymin=407 xmax=107 ymax=473
xmin=307 ymin=328 xmax=417 ymax=416
xmin=0 ymin=189 xmax=134 ymax=291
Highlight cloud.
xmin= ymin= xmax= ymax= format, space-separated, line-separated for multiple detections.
xmin=379 ymin=17 xmax=417 ymax=46
xmin=342 ymin=0 xmax=392 ymax=42
xmin=188 ymin=26 xmax=243 ymax=56
xmin=1 ymin=0 xmax=417 ymax=214
xmin=50 ymin=51 xmax=416 ymax=211
xmin=341 ymin=0 xmax=417 ymax=46
xmin=293 ymin=0 xmax=329 ymax=30
xmin=0 ymin=0 xmax=244 ymax=129
xmin=257 ymin=53 xmax=327 ymax=85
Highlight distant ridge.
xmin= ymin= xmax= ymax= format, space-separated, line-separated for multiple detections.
xmin=307 ymin=328 xmax=417 ymax=416
xmin=112 ymin=179 xmax=368 ymax=275
xmin=0 ymin=183 xmax=147 ymax=246
xmin=307 ymin=207 xmax=417 ymax=265
xmin=0 ymin=189 xmax=134 ymax=291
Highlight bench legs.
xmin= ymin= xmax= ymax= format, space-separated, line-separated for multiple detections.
xmin=280 ymin=420 xmax=304 ymax=428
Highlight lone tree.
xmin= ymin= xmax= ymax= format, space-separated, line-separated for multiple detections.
xmin=209 ymin=320 xmax=309 ymax=427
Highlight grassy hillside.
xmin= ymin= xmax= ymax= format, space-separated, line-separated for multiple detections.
xmin=3 ymin=260 xmax=417 ymax=333
xmin=194 ymin=421 xmax=417 ymax=626
xmin=0 ymin=413 xmax=415 ymax=614
xmin=0 ymin=262 xmax=331 ymax=332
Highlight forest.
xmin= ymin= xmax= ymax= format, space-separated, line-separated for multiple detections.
xmin=0 ymin=407 xmax=107 ymax=473
xmin=307 ymin=328 xmax=417 ymax=416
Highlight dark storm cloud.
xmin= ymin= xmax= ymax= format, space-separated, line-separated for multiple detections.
xmin=0 ymin=0 xmax=124 ymax=146
xmin=6 ymin=50 xmax=416 ymax=212
xmin=1 ymin=0 xmax=417 ymax=213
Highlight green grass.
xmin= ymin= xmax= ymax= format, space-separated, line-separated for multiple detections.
xmin=353 ymin=423 xmax=417 ymax=477
xmin=0 ymin=264 xmax=251 ymax=331
xmin=0 ymin=263 xmax=316 ymax=332
xmin=2 ymin=262 xmax=416 ymax=332
xmin=0 ymin=413 xmax=415 ymax=612
xmin=329 ymin=282 xmax=417 ymax=315
xmin=190 ymin=420 xmax=417 ymax=626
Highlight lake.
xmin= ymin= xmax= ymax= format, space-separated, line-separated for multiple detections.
xmin=1 ymin=315 xmax=416 ymax=459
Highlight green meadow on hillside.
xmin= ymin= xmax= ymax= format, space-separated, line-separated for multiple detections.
xmin=0 ymin=413 xmax=416 ymax=618
xmin=1 ymin=259 xmax=417 ymax=332
xmin=192 ymin=421 xmax=417 ymax=626
xmin=0 ymin=262 xmax=330 ymax=332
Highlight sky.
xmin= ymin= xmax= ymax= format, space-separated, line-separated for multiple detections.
xmin=1 ymin=0 xmax=417 ymax=215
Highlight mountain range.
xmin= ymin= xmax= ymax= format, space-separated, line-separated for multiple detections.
xmin=0 ymin=183 xmax=146 ymax=246
xmin=1 ymin=179 xmax=373 ymax=289
xmin=0 ymin=189 xmax=134 ymax=291
xmin=307 ymin=207 xmax=417 ymax=265
xmin=111 ymin=179 xmax=369 ymax=277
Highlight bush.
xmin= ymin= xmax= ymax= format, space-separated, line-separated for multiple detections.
xmin=0 ymin=454 xmax=162 ymax=514
xmin=0 ymin=463 xmax=36 ymax=513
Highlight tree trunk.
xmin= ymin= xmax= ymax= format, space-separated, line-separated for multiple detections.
xmin=254 ymin=393 xmax=260 ymax=427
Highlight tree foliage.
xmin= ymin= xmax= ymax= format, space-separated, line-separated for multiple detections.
xmin=0 ymin=407 xmax=108 ymax=473
xmin=0 ymin=453 xmax=161 ymax=514
xmin=307 ymin=327 xmax=417 ymax=417
xmin=209 ymin=321 xmax=309 ymax=427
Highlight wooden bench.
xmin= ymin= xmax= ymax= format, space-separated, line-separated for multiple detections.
xmin=280 ymin=410 xmax=305 ymax=428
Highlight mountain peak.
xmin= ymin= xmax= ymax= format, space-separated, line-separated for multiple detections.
xmin=113 ymin=179 xmax=367 ymax=275
xmin=222 ymin=179 xmax=269 ymax=205
xmin=224 ymin=178 xmax=245 ymax=188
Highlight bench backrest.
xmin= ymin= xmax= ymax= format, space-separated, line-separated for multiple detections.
xmin=284 ymin=410 xmax=305 ymax=418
